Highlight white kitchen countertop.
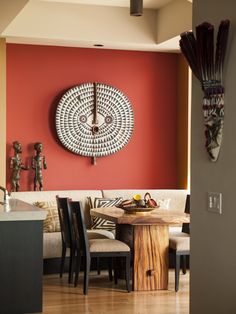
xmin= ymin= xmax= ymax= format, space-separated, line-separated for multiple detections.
xmin=0 ymin=198 xmax=47 ymax=221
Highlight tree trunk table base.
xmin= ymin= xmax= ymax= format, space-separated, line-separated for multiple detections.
xmin=116 ymin=224 xmax=168 ymax=291
xmin=133 ymin=225 xmax=168 ymax=291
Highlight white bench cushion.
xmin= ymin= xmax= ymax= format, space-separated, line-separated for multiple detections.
xmin=102 ymin=189 xmax=187 ymax=212
xmin=11 ymin=190 xmax=103 ymax=228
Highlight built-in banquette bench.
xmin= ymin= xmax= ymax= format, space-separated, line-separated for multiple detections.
xmin=11 ymin=189 xmax=188 ymax=273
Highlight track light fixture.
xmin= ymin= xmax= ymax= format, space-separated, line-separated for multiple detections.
xmin=130 ymin=0 xmax=143 ymax=16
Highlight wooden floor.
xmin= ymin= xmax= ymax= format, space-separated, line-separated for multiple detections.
xmin=41 ymin=269 xmax=189 ymax=314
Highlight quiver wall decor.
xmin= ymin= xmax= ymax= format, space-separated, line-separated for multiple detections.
xmin=180 ymin=20 xmax=230 ymax=162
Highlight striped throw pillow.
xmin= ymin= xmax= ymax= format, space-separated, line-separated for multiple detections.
xmin=34 ymin=201 xmax=60 ymax=233
xmin=89 ymin=197 xmax=122 ymax=231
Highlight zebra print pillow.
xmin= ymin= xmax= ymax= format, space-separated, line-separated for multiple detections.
xmin=89 ymin=197 xmax=123 ymax=231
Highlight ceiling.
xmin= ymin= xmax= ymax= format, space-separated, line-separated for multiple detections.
xmin=41 ymin=0 xmax=173 ymax=9
xmin=0 ymin=0 xmax=192 ymax=52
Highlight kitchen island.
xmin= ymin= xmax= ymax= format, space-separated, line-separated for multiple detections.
xmin=0 ymin=198 xmax=47 ymax=314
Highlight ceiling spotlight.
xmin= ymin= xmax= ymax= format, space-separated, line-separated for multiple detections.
xmin=130 ymin=0 xmax=143 ymax=16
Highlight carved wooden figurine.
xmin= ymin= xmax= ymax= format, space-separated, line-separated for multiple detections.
xmin=32 ymin=142 xmax=47 ymax=191
xmin=10 ymin=141 xmax=28 ymax=192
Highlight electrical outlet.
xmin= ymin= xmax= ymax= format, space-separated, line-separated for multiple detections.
xmin=208 ymin=192 xmax=222 ymax=214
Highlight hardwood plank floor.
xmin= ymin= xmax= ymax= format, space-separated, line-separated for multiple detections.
xmin=41 ymin=269 xmax=189 ymax=314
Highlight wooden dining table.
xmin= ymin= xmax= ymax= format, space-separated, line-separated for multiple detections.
xmin=90 ymin=206 xmax=190 ymax=291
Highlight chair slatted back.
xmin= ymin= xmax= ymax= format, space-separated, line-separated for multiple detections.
xmin=56 ymin=196 xmax=72 ymax=247
xmin=182 ymin=194 xmax=190 ymax=234
xmin=69 ymin=201 xmax=90 ymax=259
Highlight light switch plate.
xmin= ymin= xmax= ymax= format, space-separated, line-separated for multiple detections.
xmin=208 ymin=192 xmax=222 ymax=214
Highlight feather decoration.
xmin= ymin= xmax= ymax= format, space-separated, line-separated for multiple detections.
xmin=179 ymin=19 xmax=230 ymax=162
xmin=195 ymin=22 xmax=214 ymax=85
xmin=215 ymin=19 xmax=230 ymax=83
xmin=179 ymin=31 xmax=201 ymax=81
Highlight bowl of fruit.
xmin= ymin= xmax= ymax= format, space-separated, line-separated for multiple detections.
xmin=116 ymin=193 xmax=159 ymax=214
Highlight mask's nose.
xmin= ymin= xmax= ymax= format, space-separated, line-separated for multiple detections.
xmin=92 ymin=125 xmax=99 ymax=134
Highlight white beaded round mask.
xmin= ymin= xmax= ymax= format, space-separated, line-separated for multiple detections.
xmin=55 ymin=82 xmax=134 ymax=158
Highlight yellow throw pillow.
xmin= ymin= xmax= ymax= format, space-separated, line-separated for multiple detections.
xmin=34 ymin=201 xmax=60 ymax=233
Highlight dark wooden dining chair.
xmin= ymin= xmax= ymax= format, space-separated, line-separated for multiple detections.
xmin=56 ymin=196 xmax=75 ymax=284
xmin=169 ymin=194 xmax=190 ymax=292
xmin=68 ymin=200 xmax=131 ymax=294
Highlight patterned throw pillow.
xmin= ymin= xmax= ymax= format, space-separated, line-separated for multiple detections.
xmin=34 ymin=201 xmax=60 ymax=233
xmin=88 ymin=197 xmax=123 ymax=231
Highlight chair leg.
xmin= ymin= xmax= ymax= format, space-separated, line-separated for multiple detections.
xmin=68 ymin=247 xmax=75 ymax=284
xmin=84 ymin=255 xmax=91 ymax=295
xmin=125 ymin=255 xmax=131 ymax=293
xmin=113 ymin=257 xmax=118 ymax=285
xmin=97 ymin=257 xmax=101 ymax=275
xmin=108 ymin=258 xmax=113 ymax=281
xmin=182 ymin=255 xmax=187 ymax=275
xmin=175 ymin=254 xmax=181 ymax=292
xmin=74 ymin=252 xmax=81 ymax=287
xmin=60 ymin=244 xmax=66 ymax=278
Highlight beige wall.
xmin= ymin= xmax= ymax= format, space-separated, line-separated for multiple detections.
xmin=0 ymin=38 xmax=6 ymax=187
xmin=191 ymin=1 xmax=236 ymax=313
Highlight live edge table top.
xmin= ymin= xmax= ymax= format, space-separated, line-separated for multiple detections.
xmin=90 ymin=207 xmax=190 ymax=226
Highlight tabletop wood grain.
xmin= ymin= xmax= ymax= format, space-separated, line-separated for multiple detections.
xmin=90 ymin=207 xmax=190 ymax=225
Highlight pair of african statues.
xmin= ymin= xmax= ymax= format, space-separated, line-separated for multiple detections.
xmin=10 ymin=141 xmax=47 ymax=192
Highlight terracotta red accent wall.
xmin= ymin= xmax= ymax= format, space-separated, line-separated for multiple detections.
xmin=177 ymin=54 xmax=189 ymax=189
xmin=6 ymin=44 xmax=178 ymax=191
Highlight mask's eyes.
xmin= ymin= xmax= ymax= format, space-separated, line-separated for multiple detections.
xmin=79 ymin=115 xmax=87 ymax=123
xmin=105 ymin=116 xmax=113 ymax=124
